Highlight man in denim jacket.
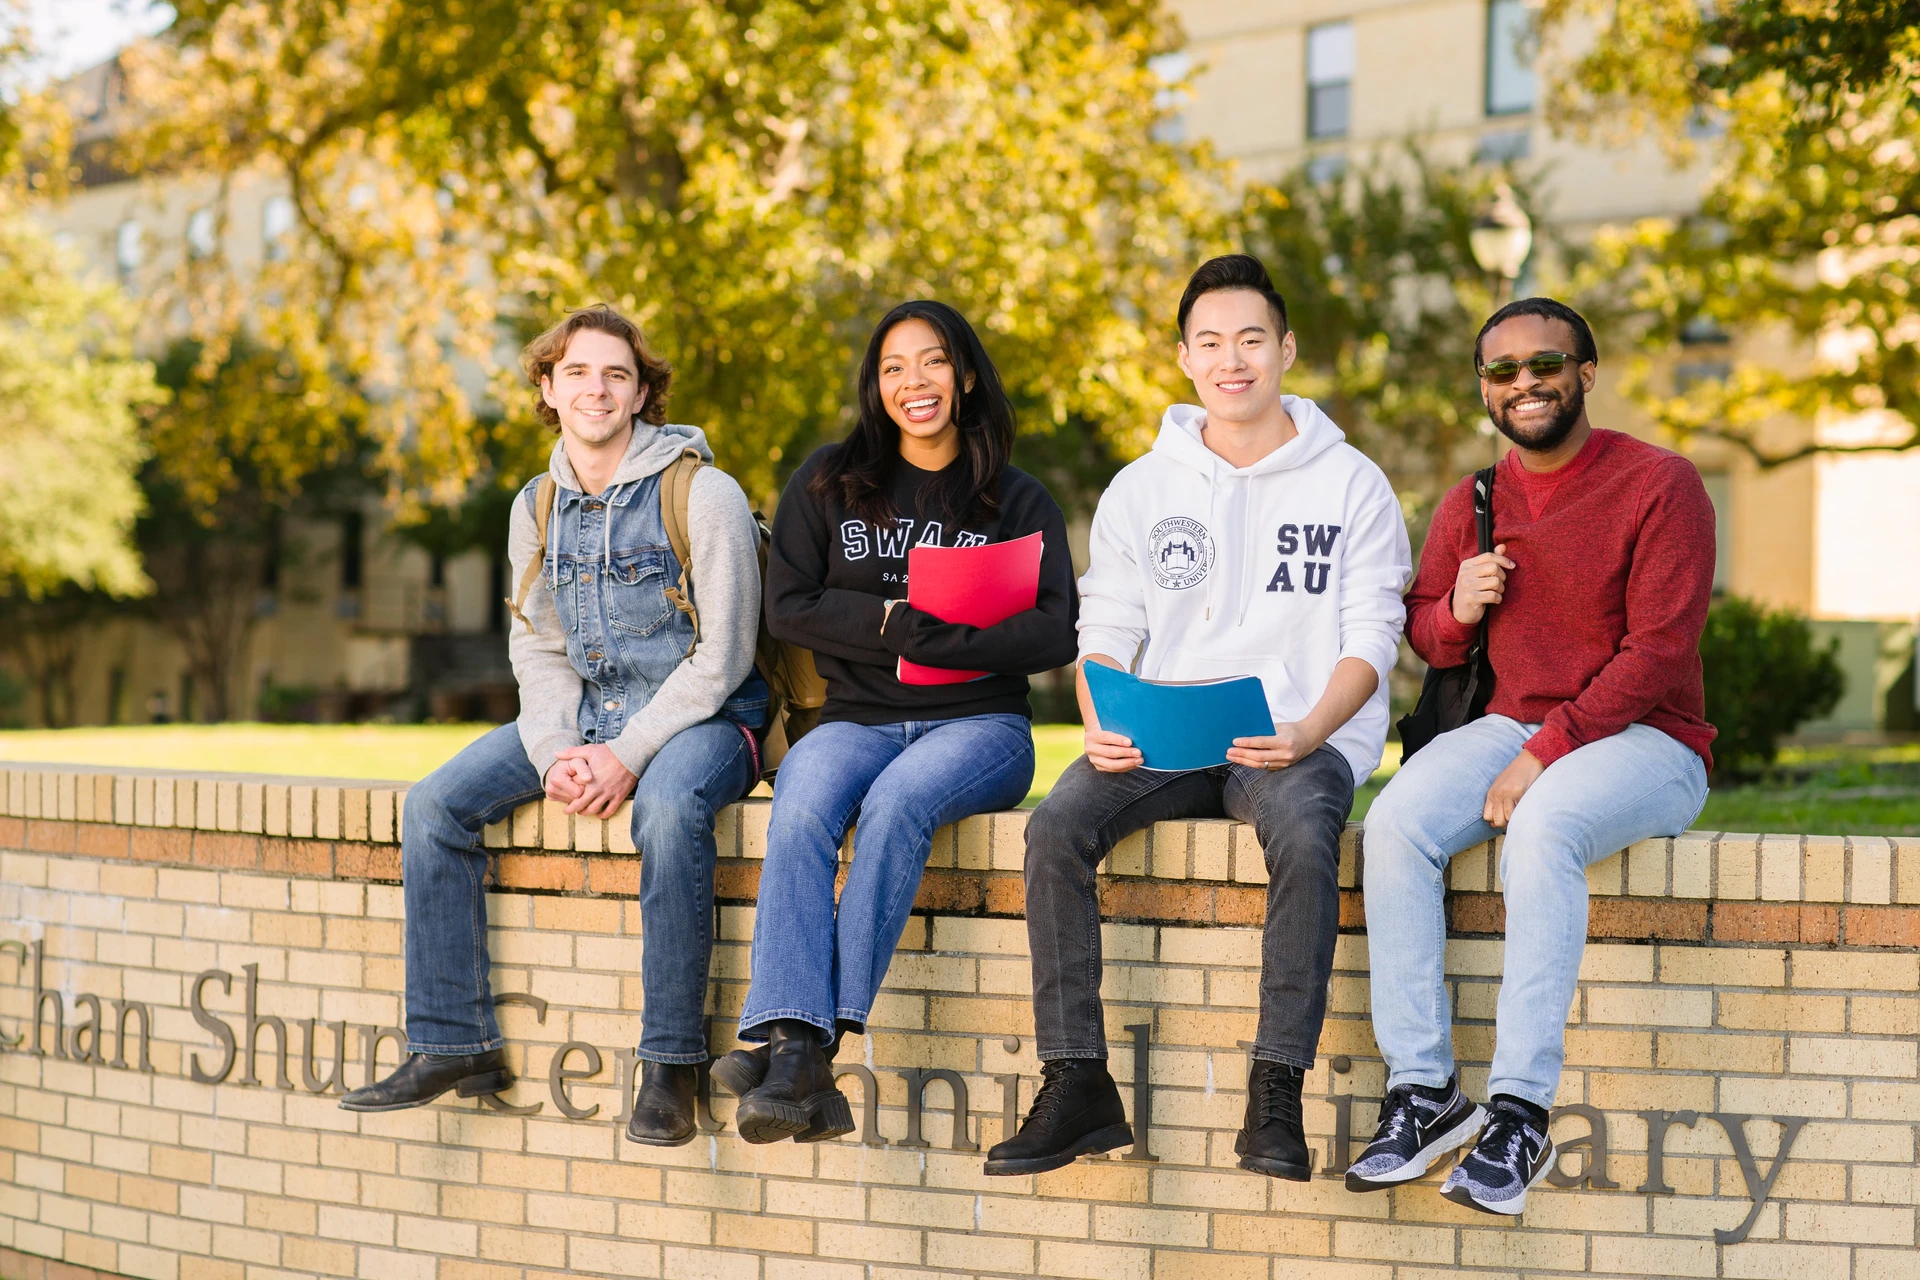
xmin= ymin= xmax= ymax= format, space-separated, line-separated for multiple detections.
xmin=341 ymin=305 xmax=768 ymax=1146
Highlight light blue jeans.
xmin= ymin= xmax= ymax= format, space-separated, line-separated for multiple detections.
xmin=739 ymin=714 xmax=1035 ymax=1042
xmin=1363 ymin=715 xmax=1708 ymax=1109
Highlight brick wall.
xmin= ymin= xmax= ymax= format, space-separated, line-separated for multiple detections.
xmin=2 ymin=765 xmax=1917 ymax=1280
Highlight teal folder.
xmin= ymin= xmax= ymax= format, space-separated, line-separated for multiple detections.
xmin=1083 ymin=663 xmax=1277 ymax=772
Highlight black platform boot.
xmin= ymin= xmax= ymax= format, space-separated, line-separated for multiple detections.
xmin=625 ymin=1062 xmax=699 ymax=1147
xmin=1236 ymin=1059 xmax=1312 ymax=1180
xmin=734 ymin=1021 xmax=854 ymax=1144
xmin=982 ymin=1059 xmax=1133 ymax=1175
xmin=710 ymin=1026 xmax=844 ymax=1099
xmin=338 ymin=1050 xmax=511 ymax=1112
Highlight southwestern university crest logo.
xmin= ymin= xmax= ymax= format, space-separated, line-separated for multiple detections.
xmin=1149 ymin=516 xmax=1214 ymax=590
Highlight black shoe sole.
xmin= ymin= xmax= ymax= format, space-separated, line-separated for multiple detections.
xmin=736 ymin=1088 xmax=853 ymax=1145
xmin=625 ymin=1120 xmax=698 ymax=1148
xmin=982 ymin=1122 xmax=1136 ymax=1176
xmin=709 ymin=1050 xmax=768 ymax=1099
xmin=1238 ymin=1151 xmax=1312 ymax=1181
xmin=337 ymin=1067 xmax=513 ymax=1113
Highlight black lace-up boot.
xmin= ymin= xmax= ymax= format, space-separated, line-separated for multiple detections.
xmin=338 ymin=1050 xmax=512 ymax=1112
xmin=1236 ymin=1059 xmax=1311 ymax=1180
xmin=982 ymin=1059 xmax=1133 ymax=1176
xmin=734 ymin=1020 xmax=854 ymax=1144
xmin=624 ymin=1062 xmax=699 ymax=1147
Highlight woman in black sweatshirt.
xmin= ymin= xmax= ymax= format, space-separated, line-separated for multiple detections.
xmin=722 ymin=300 xmax=1078 ymax=1143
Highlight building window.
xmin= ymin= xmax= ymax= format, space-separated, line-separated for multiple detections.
xmin=114 ymin=219 xmax=143 ymax=283
xmin=1306 ymin=22 xmax=1354 ymax=140
xmin=341 ymin=511 xmax=365 ymax=590
xmin=1486 ymin=0 xmax=1537 ymax=116
xmin=1147 ymin=50 xmax=1193 ymax=145
xmin=262 ymin=194 xmax=297 ymax=262
xmin=1475 ymin=130 xmax=1531 ymax=164
xmin=186 ymin=207 xmax=217 ymax=259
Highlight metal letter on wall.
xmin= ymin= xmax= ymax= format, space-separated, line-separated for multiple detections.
xmin=68 ymin=993 xmax=106 ymax=1064
xmin=241 ymin=963 xmax=294 ymax=1090
xmin=189 ymin=970 xmax=237 ymax=1084
xmin=1710 ymin=1113 xmax=1809 ymax=1246
xmin=31 ymin=942 xmax=65 ymax=1058
xmin=835 ymin=1064 xmax=883 ymax=1147
xmin=299 ymin=1019 xmax=348 ymax=1093
xmin=1326 ymin=1055 xmax=1354 ymax=1176
xmin=1636 ymin=1109 xmax=1699 ymax=1195
xmin=0 ymin=939 xmax=25 ymax=1048
xmin=549 ymin=1041 xmax=603 ymax=1119
xmin=1122 ymin=1024 xmax=1158 ymax=1162
xmin=482 ymin=992 xmax=545 ymax=1115
xmin=1546 ymin=1104 xmax=1618 ymax=1189
xmin=895 ymin=1068 xmax=978 ymax=1152
xmin=110 ymin=1000 xmax=156 ymax=1073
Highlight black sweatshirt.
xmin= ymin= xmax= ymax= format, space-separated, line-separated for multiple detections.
xmin=765 ymin=445 xmax=1079 ymax=724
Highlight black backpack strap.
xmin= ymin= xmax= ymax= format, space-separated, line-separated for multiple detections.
xmin=1469 ymin=464 xmax=1497 ymax=659
xmin=1472 ymin=464 xmax=1496 ymax=556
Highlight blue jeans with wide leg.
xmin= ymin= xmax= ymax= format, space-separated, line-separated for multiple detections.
xmin=401 ymin=719 xmax=756 ymax=1063
xmin=738 ymin=714 xmax=1035 ymax=1041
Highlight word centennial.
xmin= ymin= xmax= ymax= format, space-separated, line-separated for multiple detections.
xmin=5 ymin=943 xmax=1811 ymax=1245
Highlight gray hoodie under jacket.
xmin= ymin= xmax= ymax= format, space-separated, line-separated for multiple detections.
xmin=506 ymin=424 xmax=762 ymax=783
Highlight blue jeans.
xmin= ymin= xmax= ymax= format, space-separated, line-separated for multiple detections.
xmin=402 ymin=719 xmax=756 ymax=1063
xmin=1363 ymin=715 xmax=1708 ymax=1108
xmin=739 ymin=714 xmax=1036 ymax=1041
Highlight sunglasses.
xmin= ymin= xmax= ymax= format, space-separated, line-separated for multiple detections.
xmin=1478 ymin=352 xmax=1579 ymax=384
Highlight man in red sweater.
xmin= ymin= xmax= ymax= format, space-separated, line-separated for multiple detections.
xmin=1346 ymin=298 xmax=1716 ymax=1215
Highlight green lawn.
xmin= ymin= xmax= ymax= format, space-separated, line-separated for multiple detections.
xmin=0 ymin=725 xmax=1911 ymax=834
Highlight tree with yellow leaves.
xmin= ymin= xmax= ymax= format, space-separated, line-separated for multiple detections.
xmin=1542 ymin=0 xmax=1920 ymax=465
xmin=110 ymin=0 xmax=1221 ymax=515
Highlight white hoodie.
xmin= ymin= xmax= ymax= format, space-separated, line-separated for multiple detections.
xmin=1078 ymin=396 xmax=1413 ymax=784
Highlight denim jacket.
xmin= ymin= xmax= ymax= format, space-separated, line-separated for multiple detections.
xmin=507 ymin=425 xmax=768 ymax=781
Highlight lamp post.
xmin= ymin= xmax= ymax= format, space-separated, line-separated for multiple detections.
xmin=1470 ymin=181 xmax=1533 ymax=310
xmin=1470 ymin=182 xmax=1533 ymax=462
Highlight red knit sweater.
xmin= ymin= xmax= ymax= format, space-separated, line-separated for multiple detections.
xmin=1407 ymin=429 xmax=1718 ymax=770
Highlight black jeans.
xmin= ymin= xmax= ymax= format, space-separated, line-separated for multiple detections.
xmin=1023 ymin=747 xmax=1354 ymax=1069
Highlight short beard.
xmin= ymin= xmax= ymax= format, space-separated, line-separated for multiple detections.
xmin=1491 ymin=381 xmax=1584 ymax=453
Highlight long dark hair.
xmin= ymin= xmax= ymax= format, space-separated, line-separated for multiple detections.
xmin=810 ymin=300 xmax=1016 ymax=527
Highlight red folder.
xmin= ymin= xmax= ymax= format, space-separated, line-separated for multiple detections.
xmin=896 ymin=531 xmax=1044 ymax=686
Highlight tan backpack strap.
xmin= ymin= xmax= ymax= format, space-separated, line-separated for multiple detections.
xmin=504 ymin=475 xmax=557 ymax=634
xmin=659 ymin=448 xmax=704 ymax=652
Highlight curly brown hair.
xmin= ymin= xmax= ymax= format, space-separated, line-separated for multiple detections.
xmin=522 ymin=303 xmax=673 ymax=431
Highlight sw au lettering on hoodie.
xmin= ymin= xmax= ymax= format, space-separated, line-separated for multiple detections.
xmin=1077 ymin=397 xmax=1413 ymax=784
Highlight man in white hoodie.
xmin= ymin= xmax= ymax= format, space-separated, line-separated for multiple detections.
xmin=985 ymin=256 xmax=1411 ymax=1179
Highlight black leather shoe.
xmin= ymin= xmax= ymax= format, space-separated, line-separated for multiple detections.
xmin=1236 ymin=1059 xmax=1312 ymax=1180
xmin=983 ymin=1059 xmax=1133 ymax=1175
xmin=735 ymin=1021 xmax=853 ymax=1144
xmin=625 ymin=1062 xmax=699 ymax=1147
xmin=338 ymin=1050 xmax=511 ymax=1112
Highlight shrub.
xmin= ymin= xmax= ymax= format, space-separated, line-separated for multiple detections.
xmin=1700 ymin=596 xmax=1844 ymax=776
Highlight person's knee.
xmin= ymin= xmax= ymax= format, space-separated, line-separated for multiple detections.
xmin=1022 ymin=796 xmax=1088 ymax=869
xmin=630 ymin=783 xmax=712 ymax=856
xmin=1497 ymin=811 xmax=1586 ymax=890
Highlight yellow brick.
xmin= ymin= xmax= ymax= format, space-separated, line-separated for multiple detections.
xmin=1586 ymin=851 xmax=1623 ymax=895
xmin=1191 ymin=820 xmax=1232 ymax=880
xmin=1760 ymin=833 xmax=1803 ymax=900
xmin=1591 ymin=1234 xmax=1716 ymax=1277
xmin=1661 ymin=946 xmax=1787 ymax=988
xmin=927 ymin=1232 xmax=1034 ymax=1275
xmin=1447 ymin=840 xmax=1492 ymax=892
xmin=615 ymin=1203 xmax=711 ymax=1245
xmin=1213 ymin=1213 xmax=1332 ymax=1256
xmin=1153 ymin=1250 xmax=1265 ymax=1280
xmin=1625 ymin=837 xmax=1669 ymax=895
xmin=1331 ymin=1221 xmax=1455 ymax=1265
xmin=1110 ymin=828 xmax=1148 ymax=878
xmin=1894 ymin=836 xmax=1920 ymax=904
xmin=1658 ymin=1031 xmax=1782 ymax=1072
xmin=1150 ymin=821 xmax=1191 ymax=879
xmin=955 ymin=815 xmax=991 ymax=869
xmin=1851 ymin=835 xmax=1895 ymax=904
xmin=1720 ymin=992 xmax=1846 ymax=1032
xmin=1803 ymin=835 xmax=1845 ymax=902
xmin=1793 ymin=951 xmax=1919 ymax=992
xmin=1718 ymin=833 xmax=1760 ymax=899
xmin=716 ymin=1210 xmax=814 ymax=1255
xmin=1789 ymin=1035 xmax=1917 ymax=1078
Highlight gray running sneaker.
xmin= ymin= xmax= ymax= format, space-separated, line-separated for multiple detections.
xmin=1345 ymin=1078 xmax=1486 ymax=1192
xmin=1440 ymin=1098 xmax=1556 ymax=1215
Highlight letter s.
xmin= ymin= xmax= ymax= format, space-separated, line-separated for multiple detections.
xmin=190 ymin=969 xmax=236 ymax=1084
xmin=840 ymin=520 xmax=869 ymax=561
xmin=1276 ymin=524 xmax=1300 ymax=555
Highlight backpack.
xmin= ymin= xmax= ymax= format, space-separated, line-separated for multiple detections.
xmin=505 ymin=448 xmax=826 ymax=778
